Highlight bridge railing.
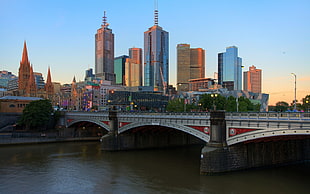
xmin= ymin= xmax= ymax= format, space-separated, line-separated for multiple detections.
xmin=225 ymin=112 xmax=310 ymax=121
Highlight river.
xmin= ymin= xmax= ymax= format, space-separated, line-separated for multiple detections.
xmin=0 ymin=142 xmax=309 ymax=194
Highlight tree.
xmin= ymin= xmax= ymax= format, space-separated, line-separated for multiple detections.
xmin=199 ymin=94 xmax=261 ymax=112
xmin=18 ymin=99 xmax=53 ymax=130
xmin=301 ymin=94 xmax=310 ymax=112
xmin=273 ymin=101 xmax=290 ymax=112
xmin=166 ymin=98 xmax=185 ymax=112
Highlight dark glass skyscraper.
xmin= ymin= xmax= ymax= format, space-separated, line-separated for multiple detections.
xmin=114 ymin=55 xmax=129 ymax=85
xmin=218 ymin=46 xmax=242 ymax=90
xmin=144 ymin=9 xmax=169 ymax=93
xmin=95 ymin=11 xmax=115 ymax=84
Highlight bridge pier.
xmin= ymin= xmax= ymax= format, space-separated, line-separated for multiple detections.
xmin=200 ymin=111 xmax=310 ymax=175
xmin=100 ymin=108 xmax=120 ymax=151
xmin=200 ymin=110 xmax=233 ymax=174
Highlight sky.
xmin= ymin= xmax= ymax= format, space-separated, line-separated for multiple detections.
xmin=0 ymin=0 xmax=309 ymax=105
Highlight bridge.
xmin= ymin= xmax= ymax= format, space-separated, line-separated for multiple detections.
xmin=60 ymin=111 xmax=310 ymax=174
xmin=62 ymin=111 xmax=310 ymax=145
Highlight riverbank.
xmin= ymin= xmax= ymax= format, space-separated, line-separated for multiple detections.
xmin=0 ymin=137 xmax=101 ymax=146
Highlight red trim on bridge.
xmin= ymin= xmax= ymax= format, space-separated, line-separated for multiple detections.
xmin=67 ymin=119 xmax=74 ymax=123
xmin=229 ymin=128 xmax=257 ymax=137
xmin=102 ymin=121 xmax=109 ymax=125
xmin=119 ymin=122 xmax=132 ymax=127
xmin=187 ymin=126 xmax=209 ymax=134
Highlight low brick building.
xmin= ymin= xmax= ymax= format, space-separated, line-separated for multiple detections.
xmin=0 ymin=96 xmax=42 ymax=113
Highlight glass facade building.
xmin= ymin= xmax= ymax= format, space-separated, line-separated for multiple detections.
xmin=129 ymin=48 xmax=143 ymax=86
xmin=218 ymin=46 xmax=242 ymax=91
xmin=114 ymin=55 xmax=129 ymax=85
xmin=144 ymin=10 xmax=169 ymax=93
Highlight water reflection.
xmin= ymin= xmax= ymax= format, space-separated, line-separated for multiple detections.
xmin=0 ymin=142 xmax=309 ymax=194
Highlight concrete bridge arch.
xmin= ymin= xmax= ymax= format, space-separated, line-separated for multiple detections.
xmin=119 ymin=122 xmax=210 ymax=143
xmin=67 ymin=119 xmax=110 ymax=132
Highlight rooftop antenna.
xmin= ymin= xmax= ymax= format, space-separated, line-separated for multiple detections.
xmin=102 ymin=11 xmax=109 ymax=28
xmin=154 ymin=0 xmax=158 ymax=25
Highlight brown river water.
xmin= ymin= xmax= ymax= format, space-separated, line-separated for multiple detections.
xmin=0 ymin=142 xmax=309 ymax=194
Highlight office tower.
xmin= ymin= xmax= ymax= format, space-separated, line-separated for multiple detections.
xmin=243 ymin=65 xmax=262 ymax=93
xmin=33 ymin=72 xmax=45 ymax=89
xmin=85 ymin=68 xmax=95 ymax=81
xmin=177 ymin=44 xmax=205 ymax=91
xmin=125 ymin=58 xmax=141 ymax=87
xmin=218 ymin=46 xmax=242 ymax=91
xmin=114 ymin=55 xmax=129 ymax=85
xmin=144 ymin=8 xmax=169 ymax=93
xmin=129 ymin=48 xmax=143 ymax=86
xmin=0 ymin=70 xmax=17 ymax=88
xmin=95 ymin=11 xmax=115 ymax=84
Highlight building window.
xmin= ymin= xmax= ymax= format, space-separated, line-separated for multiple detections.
xmin=9 ymin=104 xmax=15 ymax=108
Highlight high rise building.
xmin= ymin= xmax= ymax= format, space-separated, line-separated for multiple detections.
xmin=218 ymin=46 xmax=242 ymax=91
xmin=243 ymin=65 xmax=262 ymax=93
xmin=177 ymin=44 xmax=205 ymax=91
xmin=34 ymin=72 xmax=45 ymax=89
xmin=125 ymin=58 xmax=141 ymax=87
xmin=129 ymin=48 xmax=143 ymax=86
xmin=85 ymin=68 xmax=95 ymax=81
xmin=144 ymin=8 xmax=169 ymax=93
xmin=114 ymin=55 xmax=129 ymax=85
xmin=0 ymin=70 xmax=17 ymax=89
xmin=95 ymin=11 xmax=115 ymax=84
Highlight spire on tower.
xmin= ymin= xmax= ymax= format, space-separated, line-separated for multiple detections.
xmin=154 ymin=0 xmax=158 ymax=26
xmin=102 ymin=11 xmax=109 ymax=28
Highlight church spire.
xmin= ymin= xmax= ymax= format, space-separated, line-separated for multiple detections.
xmin=46 ymin=66 xmax=52 ymax=84
xmin=45 ymin=66 xmax=54 ymax=100
xmin=21 ymin=41 xmax=29 ymax=64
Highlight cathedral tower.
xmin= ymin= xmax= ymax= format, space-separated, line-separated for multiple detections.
xmin=18 ymin=41 xmax=31 ymax=96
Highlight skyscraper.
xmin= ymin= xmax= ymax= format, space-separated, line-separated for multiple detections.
xmin=114 ymin=55 xmax=129 ymax=85
xmin=129 ymin=47 xmax=143 ymax=86
xmin=177 ymin=44 xmax=205 ymax=91
xmin=95 ymin=11 xmax=115 ymax=84
xmin=144 ymin=8 xmax=169 ymax=93
xmin=125 ymin=58 xmax=141 ymax=87
xmin=243 ymin=65 xmax=262 ymax=93
xmin=218 ymin=46 xmax=242 ymax=91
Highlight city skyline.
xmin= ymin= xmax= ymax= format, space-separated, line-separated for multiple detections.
xmin=0 ymin=0 xmax=309 ymax=105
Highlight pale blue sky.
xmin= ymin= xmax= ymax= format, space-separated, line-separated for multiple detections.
xmin=0 ymin=0 xmax=309 ymax=105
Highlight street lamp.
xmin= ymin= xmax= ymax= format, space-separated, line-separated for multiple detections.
xmin=211 ymin=93 xmax=218 ymax=110
xmin=291 ymin=73 xmax=297 ymax=111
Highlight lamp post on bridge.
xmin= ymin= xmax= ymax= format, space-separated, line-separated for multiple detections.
xmin=291 ymin=73 xmax=297 ymax=111
xmin=211 ymin=93 xmax=218 ymax=110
